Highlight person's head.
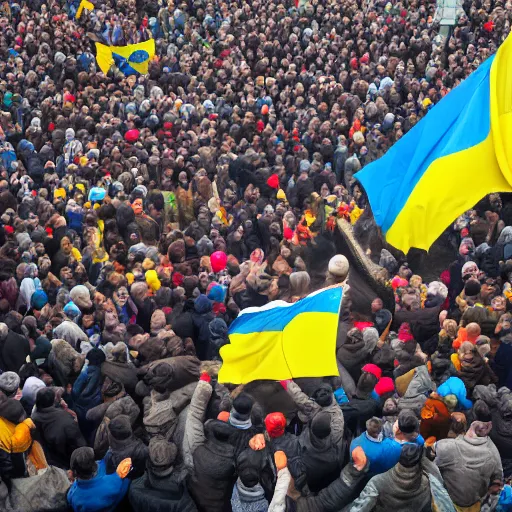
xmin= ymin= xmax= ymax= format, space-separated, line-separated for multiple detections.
xmin=311 ymin=411 xmax=331 ymax=439
xmin=366 ymin=417 xmax=383 ymax=439
xmin=108 ymin=415 xmax=133 ymax=441
xmin=70 ymin=447 xmax=97 ymax=480
xmin=230 ymin=392 xmax=254 ymax=429
xmin=148 ymin=438 xmax=178 ymax=477
xmin=35 ymin=386 xmax=55 ymax=410
xmin=0 ymin=371 xmax=20 ymax=398
xmin=289 ymin=271 xmax=310 ymax=298
xmin=399 ymin=443 xmax=423 ymax=468
xmin=264 ymin=412 xmax=286 ymax=438
xmin=395 ymin=409 xmax=419 ymax=441
xmin=356 ymin=371 xmax=378 ymax=399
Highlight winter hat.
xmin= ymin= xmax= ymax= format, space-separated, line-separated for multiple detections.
xmin=374 ymin=377 xmax=395 ymax=396
xmin=311 ymin=412 xmax=331 ymax=439
xmin=399 ymin=443 xmax=423 ymax=468
xmin=31 ymin=289 xmax=48 ymax=310
xmin=35 ymin=387 xmax=55 ymax=409
xmin=207 ymin=284 xmax=226 ymax=303
xmin=0 ymin=371 xmax=20 ymax=396
xmin=312 ymin=384 xmax=333 ymax=407
xmin=264 ymin=412 xmax=286 ymax=438
xmin=362 ymin=364 xmax=382 ymax=380
xmin=70 ymin=285 xmax=92 ymax=309
xmin=111 ymin=342 xmax=128 ymax=363
xmin=267 ymin=174 xmax=279 ymax=189
xmin=145 ymin=270 xmax=161 ymax=292
xmin=31 ymin=336 xmax=52 ymax=365
xmin=148 ymin=438 xmax=177 ymax=477
xmin=328 ymin=254 xmax=349 ymax=279
xmin=108 ymin=415 xmax=132 ymax=440
xmin=229 ymin=393 xmax=254 ymax=429
xmin=87 ymin=347 xmax=106 ymax=366
xmin=464 ymin=279 xmax=481 ymax=298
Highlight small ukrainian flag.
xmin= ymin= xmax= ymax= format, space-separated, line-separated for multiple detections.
xmin=218 ymin=286 xmax=342 ymax=384
xmin=95 ymin=39 xmax=155 ymax=76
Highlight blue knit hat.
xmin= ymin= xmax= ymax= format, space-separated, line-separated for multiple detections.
xmin=31 ymin=289 xmax=48 ymax=310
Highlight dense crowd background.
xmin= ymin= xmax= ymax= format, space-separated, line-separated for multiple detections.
xmin=1 ymin=0 xmax=512 ymax=510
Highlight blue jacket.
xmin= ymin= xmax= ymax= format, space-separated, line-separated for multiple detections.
xmin=437 ymin=376 xmax=473 ymax=410
xmin=72 ymin=365 xmax=103 ymax=418
xmin=68 ymin=459 xmax=130 ymax=512
xmin=350 ymin=432 xmax=424 ymax=476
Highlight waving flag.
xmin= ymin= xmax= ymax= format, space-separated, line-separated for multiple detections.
xmin=356 ymin=32 xmax=512 ymax=254
xmin=218 ymin=286 xmax=342 ymax=384
xmin=95 ymin=39 xmax=155 ymax=76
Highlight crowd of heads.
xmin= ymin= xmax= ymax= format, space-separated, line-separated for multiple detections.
xmin=1 ymin=0 xmax=512 ymax=510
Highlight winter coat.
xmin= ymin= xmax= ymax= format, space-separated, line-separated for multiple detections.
xmin=101 ymin=360 xmax=138 ymax=395
xmin=286 ymin=381 xmax=344 ymax=445
xmin=349 ymin=463 xmax=455 ymax=512
xmin=437 ymin=377 xmax=473 ymax=410
xmin=67 ymin=458 xmax=130 ymax=512
xmin=340 ymin=397 xmax=380 ymax=437
xmin=397 ymin=365 xmax=434 ymax=417
xmin=490 ymin=410 xmax=512 ymax=479
xmin=492 ymin=341 xmax=512 ymax=390
xmin=129 ymin=471 xmax=198 ymax=512
xmin=1 ymin=465 xmax=70 ymax=512
xmin=191 ymin=295 xmax=215 ymax=360
xmin=231 ymin=480 xmax=268 ymax=512
xmin=296 ymin=461 xmax=366 ymax=512
xmin=0 ymin=329 xmax=30 ymax=373
xmin=184 ymin=380 xmax=237 ymax=511
xmin=299 ymin=423 xmax=342 ymax=493
xmin=32 ymin=405 xmax=86 ymax=469
xmin=419 ymin=397 xmax=451 ymax=441
xmin=458 ymin=352 xmax=498 ymax=395
xmin=435 ymin=434 xmax=503 ymax=507
xmin=144 ymin=382 xmax=196 ymax=439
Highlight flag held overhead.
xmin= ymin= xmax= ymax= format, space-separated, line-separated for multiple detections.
xmin=218 ymin=286 xmax=343 ymax=384
xmin=356 ymin=33 xmax=512 ymax=254
xmin=95 ymin=39 xmax=155 ymax=76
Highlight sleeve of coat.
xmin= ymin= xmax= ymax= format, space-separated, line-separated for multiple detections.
xmin=347 ymin=479 xmax=380 ymax=512
xmin=9 ymin=419 xmax=33 ymax=453
xmin=296 ymin=462 xmax=367 ymax=512
xmin=182 ymin=380 xmax=212 ymax=471
xmin=286 ymin=381 xmax=320 ymax=422
xmin=268 ymin=467 xmax=291 ymax=512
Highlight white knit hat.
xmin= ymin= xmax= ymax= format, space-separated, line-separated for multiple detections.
xmin=328 ymin=254 xmax=349 ymax=279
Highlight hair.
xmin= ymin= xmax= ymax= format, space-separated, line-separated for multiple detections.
xmin=398 ymin=409 xmax=419 ymax=435
xmin=366 ymin=417 xmax=383 ymax=438
xmin=289 ymin=271 xmax=310 ymax=298
xmin=70 ymin=447 xmax=97 ymax=480
xmin=35 ymin=387 xmax=55 ymax=410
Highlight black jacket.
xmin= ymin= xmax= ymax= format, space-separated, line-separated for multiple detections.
xmin=129 ymin=472 xmax=197 ymax=512
xmin=0 ymin=329 xmax=30 ymax=373
xmin=296 ymin=462 xmax=368 ymax=512
xmin=187 ymin=420 xmax=236 ymax=512
xmin=32 ymin=405 xmax=87 ymax=469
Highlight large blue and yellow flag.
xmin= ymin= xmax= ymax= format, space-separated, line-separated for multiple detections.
xmin=218 ymin=286 xmax=342 ymax=384
xmin=75 ymin=0 xmax=94 ymax=19
xmin=356 ymin=33 xmax=512 ymax=254
xmin=95 ymin=39 xmax=155 ymax=76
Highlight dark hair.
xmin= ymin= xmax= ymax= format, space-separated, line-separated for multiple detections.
xmin=70 ymin=447 xmax=97 ymax=480
xmin=35 ymin=387 xmax=55 ymax=410
xmin=366 ymin=417 xmax=383 ymax=438
xmin=473 ymin=399 xmax=492 ymax=423
xmin=398 ymin=409 xmax=419 ymax=434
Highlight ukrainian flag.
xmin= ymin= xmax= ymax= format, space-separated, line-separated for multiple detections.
xmin=75 ymin=0 xmax=94 ymax=19
xmin=218 ymin=286 xmax=342 ymax=384
xmin=356 ymin=32 xmax=512 ymax=254
xmin=95 ymin=39 xmax=155 ymax=76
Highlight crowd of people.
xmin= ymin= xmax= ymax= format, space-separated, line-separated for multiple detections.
xmin=0 ymin=0 xmax=512 ymax=510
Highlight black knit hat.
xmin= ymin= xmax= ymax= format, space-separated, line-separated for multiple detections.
xmin=86 ymin=347 xmax=106 ymax=366
xmin=399 ymin=443 xmax=423 ymax=468
xmin=464 ymin=279 xmax=481 ymax=298
xmin=312 ymin=384 xmax=333 ymax=407
xmin=35 ymin=387 xmax=55 ymax=409
xmin=108 ymin=415 xmax=132 ymax=440
xmin=231 ymin=393 xmax=254 ymax=422
xmin=311 ymin=412 xmax=331 ymax=439
xmin=473 ymin=399 xmax=492 ymax=423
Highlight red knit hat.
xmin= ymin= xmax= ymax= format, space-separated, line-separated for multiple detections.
xmin=398 ymin=322 xmax=414 ymax=342
xmin=350 ymin=57 xmax=358 ymax=70
xmin=283 ymin=227 xmax=293 ymax=240
xmin=374 ymin=377 xmax=395 ymax=396
xmin=267 ymin=173 xmax=279 ymax=189
xmin=362 ymin=363 xmax=382 ymax=380
xmin=256 ymin=120 xmax=265 ymax=133
xmin=172 ymin=272 xmax=184 ymax=287
xmin=124 ymin=129 xmax=140 ymax=143
xmin=4 ymin=225 xmax=14 ymax=235
xmin=483 ymin=20 xmax=494 ymax=32
xmin=265 ymin=412 xmax=286 ymax=438
xmin=48 ymin=122 xmax=55 ymax=132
